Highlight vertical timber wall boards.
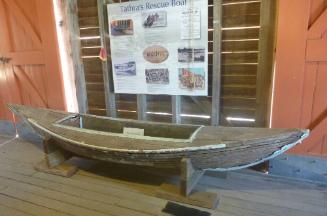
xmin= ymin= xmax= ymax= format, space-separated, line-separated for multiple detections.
xmin=76 ymin=0 xmax=276 ymax=127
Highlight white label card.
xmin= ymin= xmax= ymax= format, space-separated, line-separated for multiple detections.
xmin=123 ymin=127 xmax=145 ymax=136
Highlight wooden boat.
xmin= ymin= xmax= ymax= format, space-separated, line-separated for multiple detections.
xmin=8 ymin=104 xmax=309 ymax=171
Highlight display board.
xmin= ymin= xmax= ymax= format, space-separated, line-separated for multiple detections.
xmin=107 ymin=0 xmax=208 ymax=95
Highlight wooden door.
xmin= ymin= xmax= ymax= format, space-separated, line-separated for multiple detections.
xmin=272 ymin=0 xmax=327 ymax=157
xmin=0 ymin=0 xmax=65 ymax=121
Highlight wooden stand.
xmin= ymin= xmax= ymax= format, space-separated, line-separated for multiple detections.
xmin=34 ymin=138 xmax=78 ymax=177
xmin=156 ymin=158 xmax=220 ymax=209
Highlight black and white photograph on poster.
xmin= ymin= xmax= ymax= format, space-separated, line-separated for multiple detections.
xmin=114 ymin=61 xmax=136 ymax=76
xmin=178 ymin=48 xmax=192 ymax=62
xmin=142 ymin=11 xmax=167 ymax=28
xmin=178 ymin=48 xmax=205 ymax=63
xmin=110 ymin=19 xmax=134 ymax=36
xmin=193 ymin=48 xmax=205 ymax=62
xmin=179 ymin=68 xmax=205 ymax=90
xmin=145 ymin=69 xmax=169 ymax=84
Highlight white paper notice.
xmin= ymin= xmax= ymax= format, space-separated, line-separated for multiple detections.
xmin=107 ymin=0 xmax=208 ymax=96
xmin=181 ymin=9 xmax=201 ymax=40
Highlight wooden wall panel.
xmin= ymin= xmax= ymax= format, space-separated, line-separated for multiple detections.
xmin=272 ymin=0 xmax=327 ymax=157
xmin=0 ymin=0 xmax=66 ymax=120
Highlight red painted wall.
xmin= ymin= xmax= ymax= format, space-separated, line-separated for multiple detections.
xmin=0 ymin=0 xmax=66 ymax=121
xmin=272 ymin=0 xmax=327 ymax=157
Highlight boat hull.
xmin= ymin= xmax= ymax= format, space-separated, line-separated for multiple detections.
xmin=28 ymin=118 xmax=307 ymax=171
xmin=8 ymin=104 xmax=309 ymax=171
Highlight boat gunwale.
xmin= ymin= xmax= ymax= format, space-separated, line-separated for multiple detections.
xmin=53 ymin=114 xmax=204 ymax=143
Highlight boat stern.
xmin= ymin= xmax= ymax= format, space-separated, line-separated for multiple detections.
xmin=7 ymin=104 xmax=68 ymax=124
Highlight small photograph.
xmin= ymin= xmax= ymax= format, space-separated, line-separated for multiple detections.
xmin=145 ymin=69 xmax=169 ymax=84
xmin=179 ymin=68 xmax=205 ymax=90
xmin=193 ymin=48 xmax=206 ymax=62
xmin=178 ymin=48 xmax=192 ymax=62
xmin=110 ymin=19 xmax=133 ymax=36
xmin=142 ymin=11 xmax=167 ymax=28
xmin=114 ymin=61 xmax=136 ymax=76
xmin=178 ymin=48 xmax=205 ymax=63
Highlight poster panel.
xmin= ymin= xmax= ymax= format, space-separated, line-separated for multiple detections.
xmin=107 ymin=0 xmax=208 ymax=95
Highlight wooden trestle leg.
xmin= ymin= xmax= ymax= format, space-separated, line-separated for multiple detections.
xmin=34 ymin=138 xmax=78 ymax=177
xmin=156 ymin=158 xmax=220 ymax=209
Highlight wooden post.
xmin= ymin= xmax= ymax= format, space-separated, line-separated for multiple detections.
xmin=58 ymin=0 xmax=88 ymax=113
xmin=98 ymin=0 xmax=117 ymax=117
xmin=211 ymin=0 xmax=222 ymax=126
xmin=34 ymin=138 xmax=78 ymax=177
xmin=137 ymin=94 xmax=147 ymax=121
xmin=172 ymin=96 xmax=181 ymax=124
xmin=255 ymin=0 xmax=277 ymax=127
xmin=180 ymin=158 xmax=204 ymax=196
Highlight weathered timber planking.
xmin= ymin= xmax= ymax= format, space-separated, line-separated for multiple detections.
xmin=82 ymin=47 xmax=101 ymax=56
xmin=81 ymin=38 xmax=101 ymax=47
xmin=255 ymin=0 xmax=277 ymax=127
xmin=87 ymin=91 xmax=106 ymax=106
xmin=221 ymin=15 xmax=260 ymax=28
xmin=221 ymin=64 xmax=257 ymax=76
xmin=87 ymin=82 xmax=104 ymax=91
xmin=0 ymin=167 xmax=162 ymax=216
xmin=221 ymin=40 xmax=259 ymax=52
xmin=77 ymin=0 xmax=97 ymax=8
xmin=83 ymin=58 xmax=102 ymax=72
xmin=0 ymin=202 xmax=31 ymax=216
xmin=85 ymin=73 xmax=104 ymax=83
xmin=80 ymin=28 xmax=100 ymax=37
xmin=221 ymin=53 xmax=258 ymax=64
xmin=221 ymin=28 xmax=260 ymax=40
xmin=78 ymin=6 xmax=98 ymax=17
xmin=0 ymin=187 xmax=111 ymax=216
xmin=61 ymin=0 xmax=88 ymax=113
xmin=200 ymin=176 xmax=327 ymax=215
xmin=0 ymin=174 xmax=149 ymax=216
xmin=222 ymin=1 xmax=260 ymax=17
xmin=222 ymin=84 xmax=256 ymax=97
xmin=78 ymin=16 xmax=99 ymax=28
xmin=97 ymin=0 xmax=117 ymax=117
xmin=222 ymin=0 xmax=260 ymax=4
xmin=214 ymin=172 xmax=327 ymax=207
xmin=222 ymin=74 xmax=256 ymax=85
xmin=0 ymin=194 xmax=70 ymax=216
